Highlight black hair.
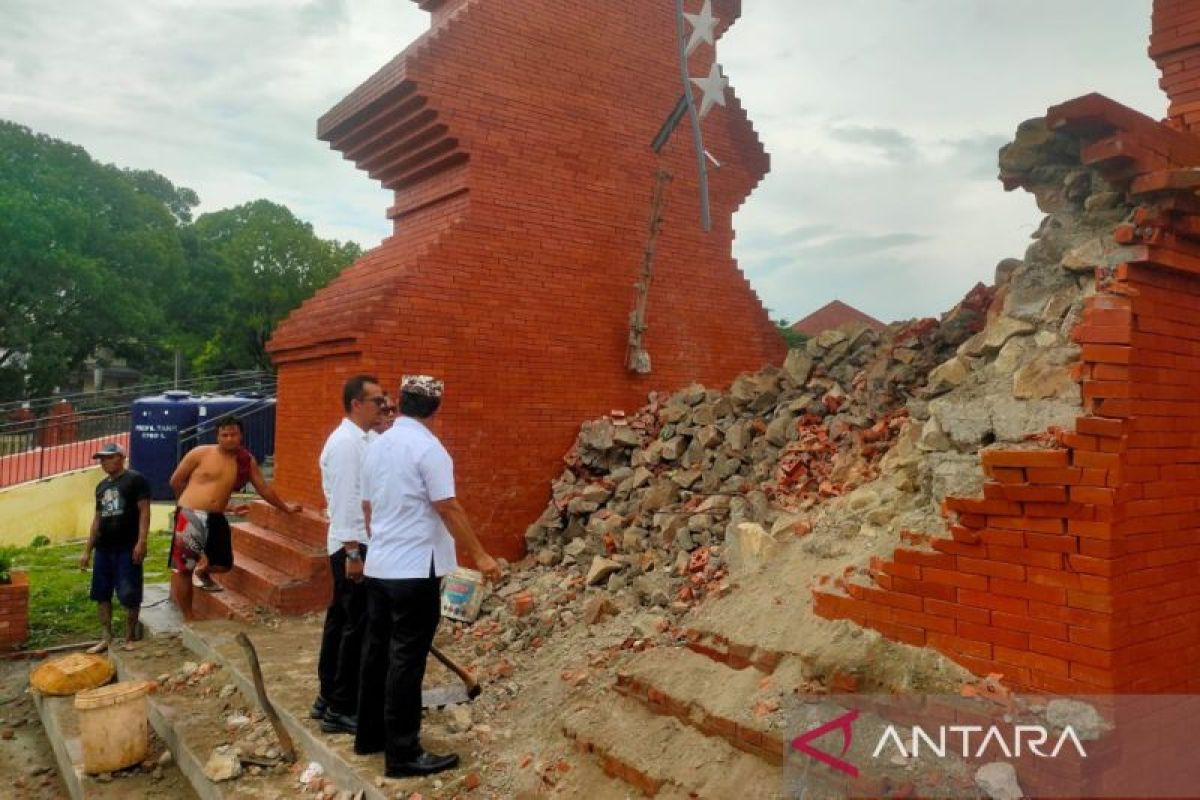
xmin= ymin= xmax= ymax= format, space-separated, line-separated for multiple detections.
xmin=400 ymin=391 xmax=441 ymax=419
xmin=215 ymin=415 xmax=244 ymax=432
xmin=342 ymin=374 xmax=380 ymax=412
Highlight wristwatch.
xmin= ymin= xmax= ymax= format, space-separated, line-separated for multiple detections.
xmin=345 ymin=549 xmax=363 ymax=563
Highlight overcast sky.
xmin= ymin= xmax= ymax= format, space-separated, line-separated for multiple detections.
xmin=1 ymin=0 xmax=1164 ymax=323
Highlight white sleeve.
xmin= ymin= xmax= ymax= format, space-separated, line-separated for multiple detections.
xmin=359 ymin=443 xmax=375 ymax=504
xmin=418 ymin=443 xmax=456 ymax=502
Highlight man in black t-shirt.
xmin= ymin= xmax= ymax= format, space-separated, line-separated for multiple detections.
xmin=81 ymin=443 xmax=151 ymax=653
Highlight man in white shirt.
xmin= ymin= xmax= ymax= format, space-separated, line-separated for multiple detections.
xmin=356 ymin=374 xmax=501 ymax=778
xmin=312 ymin=375 xmax=385 ymax=735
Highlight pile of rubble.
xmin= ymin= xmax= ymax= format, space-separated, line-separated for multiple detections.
xmin=517 ymin=284 xmax=988 ymax=614
xmin=480 ymin=117 xmax=1126 ymax=667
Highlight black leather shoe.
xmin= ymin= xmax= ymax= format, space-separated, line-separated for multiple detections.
xmin=309 ymin=696 xmax=327 ymax=720
xmin=385 ymin=750 xmax=460 ymax=778
xmin=320 ymin=710 xmax=358 ymax=735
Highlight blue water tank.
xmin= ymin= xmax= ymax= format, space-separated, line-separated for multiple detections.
xmin=129 ymin=390 xmax=199 ymax=500
xmin=194 ymin=394 xmax=277 ymax=468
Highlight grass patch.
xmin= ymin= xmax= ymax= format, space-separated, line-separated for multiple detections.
xmin=11 ymin=530 xmax=174 ymax=649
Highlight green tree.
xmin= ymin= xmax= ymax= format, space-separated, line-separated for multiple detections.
xmin=0 ymin=121 xmax=188 ymax=399
xmin=183 ymin=200 xmax=362 ymax=372
xmin=122 ymin=168 xmax=201 ymax=224
xmin=774 ymin=318 xmax=809 ymax=350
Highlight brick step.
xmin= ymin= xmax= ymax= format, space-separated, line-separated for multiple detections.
xmin=217 ymin=554 xmax=330 ymax=615
xmin=616 ymin=645 xmax=801 ymax=766
xmin=682 ymin=626 xmax=788 ymax=674
xmin=561 ymin=693 xmax=779 ymax=798
xmin=247 ymin=501 xmax=329 ymax=549
xmin=232 ymin=521 xmax=329 ymax=580
xmin=191 ymin=583 xmax=261 ymax=623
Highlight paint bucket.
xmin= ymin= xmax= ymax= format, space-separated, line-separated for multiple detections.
xmin=74 ymin=680 xmax=151 ymax=773
xmin=441 ymin=567 xmax=485 ymax=622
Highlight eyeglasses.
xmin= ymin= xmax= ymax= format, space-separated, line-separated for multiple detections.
xmin=364 ymin=396 xmax=388 ymax=407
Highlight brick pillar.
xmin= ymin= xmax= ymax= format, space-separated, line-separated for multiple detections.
xmin=1151 ymin=0 xmax=1200 ymax=129
xmin=269 ymin=1 xmax=784 ymax=561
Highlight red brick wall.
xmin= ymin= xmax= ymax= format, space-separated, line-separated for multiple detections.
xmin=814 ymin=88 xmax=1200 ymax=693
xmin=268 ymin=0 xmax=785 ymax=560
xmin=0 ymin=572 xmax=29 ymax=651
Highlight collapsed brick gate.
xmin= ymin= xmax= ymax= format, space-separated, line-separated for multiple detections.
xmin=815 ymin=0 xmax=1200 ymax=694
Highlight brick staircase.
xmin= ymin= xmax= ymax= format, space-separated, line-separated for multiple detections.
xmin=561 ymin=622 xmax=794 ymax=797
xmin=187 ymin=501 xmax=331 ymax=621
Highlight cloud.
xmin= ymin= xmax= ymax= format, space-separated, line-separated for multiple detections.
xmin=0 ymin=0 xmax=1170 ymax=325
xmin=0 ymin=0 xmax=423 ymax=248
xmin=829 ymin=125 xmax=919 ymax=164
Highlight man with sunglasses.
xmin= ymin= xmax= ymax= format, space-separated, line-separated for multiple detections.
xmin=370 ymin=393 xmax=396 ymax=439
xmin=312 ymin=374 xmax=386 ymax=735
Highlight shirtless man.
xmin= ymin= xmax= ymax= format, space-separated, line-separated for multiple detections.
xmin=168 ymin=415 xmax=300 ymax=617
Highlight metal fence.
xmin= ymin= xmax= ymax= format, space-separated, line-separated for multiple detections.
xmin=0 ymin=370 xmax=276 ymax=417
xmin=0 ymin=370 xmax=277 ymax=489
xmin=0 ymin=402 xmax=132 ymax=488
xmin=175 ymin=395 xmax=278 ymax=467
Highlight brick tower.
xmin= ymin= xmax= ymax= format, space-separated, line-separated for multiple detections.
xmin=266 ymin=0 xmax=784 ymax=562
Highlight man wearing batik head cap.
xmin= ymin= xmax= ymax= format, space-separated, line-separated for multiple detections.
xmin=357 ymin=374 xmax=501 ymax=778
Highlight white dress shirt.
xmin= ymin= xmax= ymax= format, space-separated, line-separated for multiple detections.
xmin=319 ymin=417 xmax=371 ymax=555
xmin=360 ymin=416 xmax=458 ymax=579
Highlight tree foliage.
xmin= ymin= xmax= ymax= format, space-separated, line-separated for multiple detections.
xmin=774 ymin=318 xmax=809 ymax=350
xmin=0 ymin=121 xmax=362 ymax=400
xmin=0 ymin=121 xmax=186 ymax=397
xmin=184 ymin=200 xmax=362 ymax=372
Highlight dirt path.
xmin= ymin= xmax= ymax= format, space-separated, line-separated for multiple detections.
xmin=0 ymin=659 xmax=65 ymax=799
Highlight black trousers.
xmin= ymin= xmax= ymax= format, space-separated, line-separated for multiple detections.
xmin=316 ymin=546 xmax=368 ymax=716
xmin=355 ymin=569 xmax=441 ymax=767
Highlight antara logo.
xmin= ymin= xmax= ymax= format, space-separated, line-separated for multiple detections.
xmin=791 ymin=708 xmax=1088 ymax=777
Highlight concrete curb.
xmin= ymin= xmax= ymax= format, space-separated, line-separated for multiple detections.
xmin=30 ymin=692 xmax=86 ymax=800
xmin=107 ymin=647 xmax=226 ymax=800
xmin=180 ymin=623 xmax=388 ymax=800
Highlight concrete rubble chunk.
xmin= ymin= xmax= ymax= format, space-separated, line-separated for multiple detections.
xmin=1044 ymin=699 xmax=1108 ymax=740
xmin=675 ymin=383 xmax=707 ymax=406
xmin=690 ymin=403 xmax=717 ymax=427
xmin=974 ymin=762 xmax=1023 ymax=800
xmin=765 ymin=412 xmax=796 ymax=446
xmin=696 ymin=425 xmax=723 ymax=450
xmin=586 ymin=556 xmax=622 ymax=586
xmin=203 ymin=746 xmax=243 ymax=782
xmin=582 ymin=595 xmax=617 ymax=624
xmin=612 ymin=425 xmax=641 ymax=448
xmin=579 ymin=418 xmax=615 ymax=451
xmin=446 ymin=704 xmax=473 ymax=733
xmin=815 ymin=329 xmax=849 ymax=349
xmin=925 ymin=357 xmax=970 ymax=395
xmin=980 ymin=316 xmax=1036 ymax=354
xmin=992 ymin=337 xmax=1029 ymax=377
xmin=660 ymin=436 xmax=685 ymax=461
xmin=639 ymin=479 xmax=680 ymax=513
xmin=783 ymin=349 xmax=815 ymax=386
xmin=725 ymin=522 xmax=779 ymax=577
xmin=1013 ymin=350 xmax=1078 ymax=400
xmin=659 ymin=404 xmax=690 ymax=424
xmin=729 ymin=374 xmax=758 ymax=406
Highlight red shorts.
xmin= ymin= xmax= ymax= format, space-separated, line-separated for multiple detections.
xmin=168 ymin=508 xmax=233 ymax=574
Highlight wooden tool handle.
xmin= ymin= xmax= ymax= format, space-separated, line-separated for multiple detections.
xmin=430 ymin=644 xmax=481 ymax=699
xmin=236 ymin=632 xmax=297 ymax=762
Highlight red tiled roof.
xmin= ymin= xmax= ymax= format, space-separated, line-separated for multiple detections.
xmin=790 ymin=300 xmax=887 ymax=336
